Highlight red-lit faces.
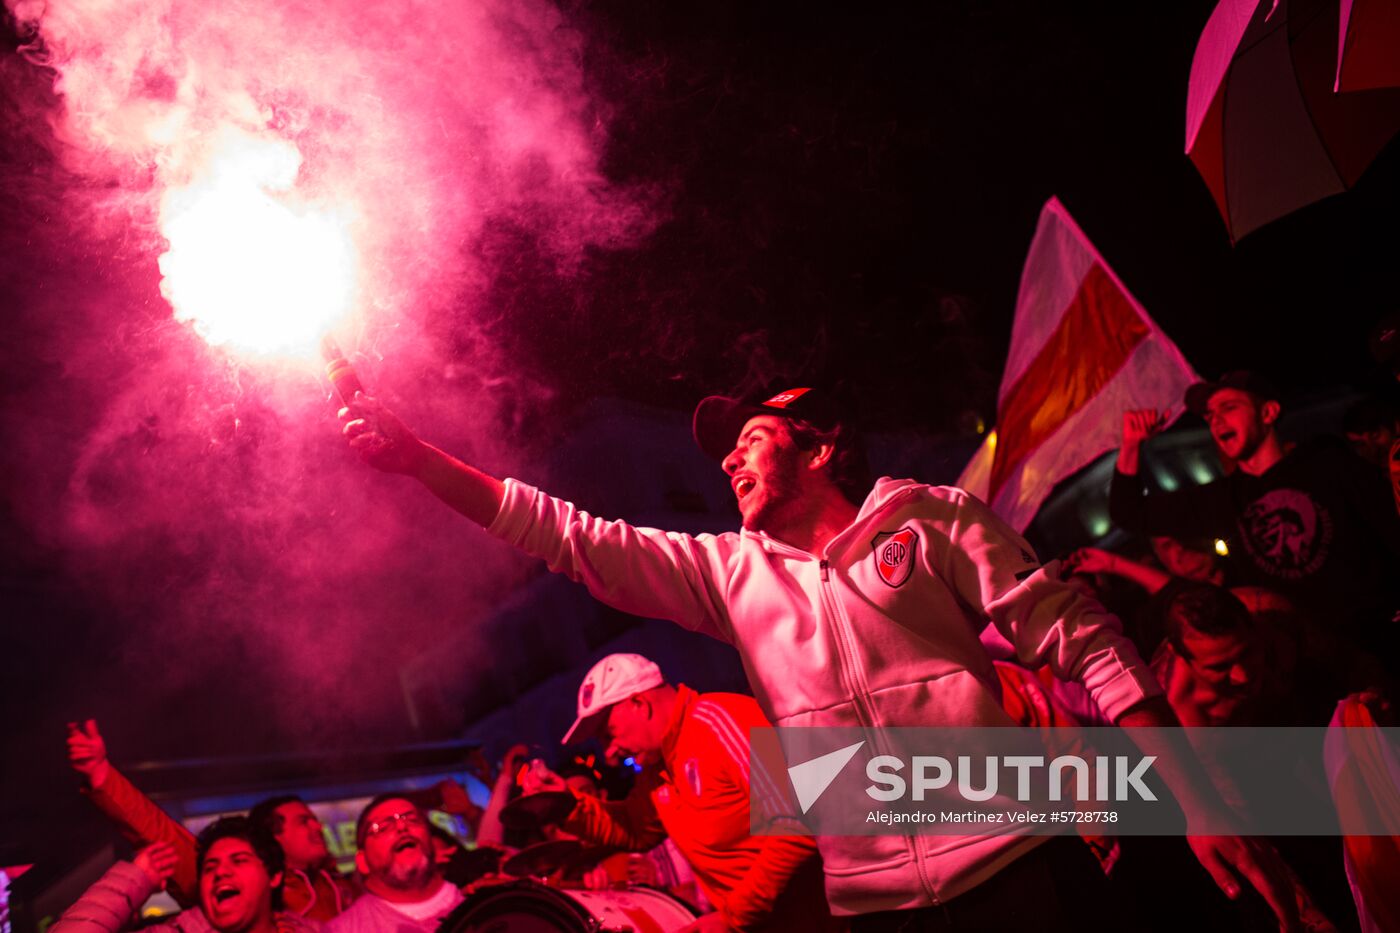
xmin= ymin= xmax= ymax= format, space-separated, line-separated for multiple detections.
xmin=1203 ymin=389 xmax=1269 ymax=463
xmin=199 ymin=837 xmax=279 ymax=933
xmin=357 ymin=799 xmax=433 ymax=890
xmin=270 ymin=801 xmax=328 ymax=871
xmin=603 ymin=696 xmax=661 ymax=767
xmin=722 ymin=416 xmax=806 ymax=532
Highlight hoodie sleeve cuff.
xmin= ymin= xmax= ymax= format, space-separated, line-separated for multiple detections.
xmin=1076 ymin=643 xmax=1164 ymax=722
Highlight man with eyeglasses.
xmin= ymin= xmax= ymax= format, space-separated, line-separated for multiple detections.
xmin=324 ymin=795 xmax=462 ymax=932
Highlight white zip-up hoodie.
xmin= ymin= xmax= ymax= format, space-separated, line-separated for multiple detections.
xmin=487 ymin=475 xmax=1160 ymax=914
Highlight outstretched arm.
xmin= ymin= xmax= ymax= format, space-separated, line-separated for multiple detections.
xmin=1064 ymin=546 xmax=1172 ymax=595
xmin=520 ymin=760 xmax=669 ymax=852
xmin=943 ymin=496 xmax=1298 ymax=930
xmin=1115 ymin=697 xmax=1299 ymax=931
xmin=50 ymin=844 xmax=177 ymax=933
xmin=562 ymin=783 xmax=669 ymax=853
xmin=340 ymin=393 xmax=503 ymax=527
xmin=340 ymin=394 xmax=731 ymax=639
xmin=68 ymin=721 xmax=200 ymax=908
xmin=474 ymin=745 xmax=530 ymax=849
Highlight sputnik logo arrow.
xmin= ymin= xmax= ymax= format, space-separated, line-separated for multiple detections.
xmin=787 ymin=740 xmax=865 ymax=814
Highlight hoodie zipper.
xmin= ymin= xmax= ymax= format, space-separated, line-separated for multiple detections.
xmin=806 ymin=485 xmax=942 ymax=905
xmin=751 ymin=485 xmax=922 ymax=739
xmin=814 ymin=484 xmax=920 ymax=731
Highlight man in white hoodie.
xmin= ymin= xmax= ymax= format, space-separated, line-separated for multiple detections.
xmin=342 ymin=383 xmax=1296 ymax=931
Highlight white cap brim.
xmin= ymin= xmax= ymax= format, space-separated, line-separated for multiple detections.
xmin=562 ymin=708 xmax=609 ymax=746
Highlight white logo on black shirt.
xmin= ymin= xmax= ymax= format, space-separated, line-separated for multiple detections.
xmin=1239 ymin=488 xmax=1333 ymax=580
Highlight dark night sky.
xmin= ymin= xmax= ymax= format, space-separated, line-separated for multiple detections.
xmin=464 ymin=0 xmax=1400 ymax=420
xmin=3 ymin=0 xmax=1398 ymax=853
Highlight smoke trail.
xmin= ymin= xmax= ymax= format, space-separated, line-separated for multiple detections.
xmin=1 ymin=0 xmax=658 ymax=748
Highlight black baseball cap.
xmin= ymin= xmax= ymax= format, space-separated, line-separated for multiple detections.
xmin=692 ymin=385 xmax=841 ymax=461
xmin=1184 ymin=370 xmax=1281 ymax=416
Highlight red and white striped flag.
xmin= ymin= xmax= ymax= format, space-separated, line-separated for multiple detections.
xmin=958 ymin=198 xmax=1199 ymax=532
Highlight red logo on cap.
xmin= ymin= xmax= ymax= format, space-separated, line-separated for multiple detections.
xmin=581 ymin=683 xmax=595 ymax=708
xmin=763 ymin=387 xmax=811 ymax=408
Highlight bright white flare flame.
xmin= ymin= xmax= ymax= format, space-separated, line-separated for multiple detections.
xmin=158 ymin=128 xmax=357 ymax=356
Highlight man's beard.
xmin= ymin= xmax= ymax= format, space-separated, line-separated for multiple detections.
xmin=1234 ymin=430 xmax=1264 ymax=463
xmin=381 ymin=847 xmax=434 ymax=890
xmin=741 ymin=457 xmax=803 ymax=533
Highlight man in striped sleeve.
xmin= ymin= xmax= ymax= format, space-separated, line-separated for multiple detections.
xmin=526 ymin=652 xmax=837 ymax=933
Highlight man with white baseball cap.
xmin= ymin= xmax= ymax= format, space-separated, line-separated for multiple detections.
xmin=528 ymin=652 xmax=836 ymax=932
xmin=562 ymin=653 xmax=666 ymax=754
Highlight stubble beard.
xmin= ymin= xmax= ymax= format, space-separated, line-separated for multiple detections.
xmin=742 ymin=469 xmax=802 ymax=533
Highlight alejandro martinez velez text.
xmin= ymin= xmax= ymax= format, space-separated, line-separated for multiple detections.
xmin=867 ymin=810 xmax=1051 ymax=824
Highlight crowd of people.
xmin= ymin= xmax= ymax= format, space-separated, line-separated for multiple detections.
xmin=53 ymin=655 xmax=826 ymax=933
xmin=46 ymin=369 xmax=1399 ymax=933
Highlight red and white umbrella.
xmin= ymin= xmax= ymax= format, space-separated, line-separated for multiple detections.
xmin=1335 ymin=0 xmax=1400 ymax=92
xmin=1186 ymin=0 xmax=1400 ymax=240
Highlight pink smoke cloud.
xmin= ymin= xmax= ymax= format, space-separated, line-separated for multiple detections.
xmin=1 ymin=0 xmax=661 ymax=746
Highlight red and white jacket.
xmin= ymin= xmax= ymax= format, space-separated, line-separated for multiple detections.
xmin=488 ymin=475 xmax=1160 ymax=914
xmin=84 ymin=767 xmax=356 ymax=920
xmin=563 ymin=686 xmax=832 ymax=931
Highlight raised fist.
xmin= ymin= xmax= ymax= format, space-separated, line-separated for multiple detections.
xmin=1121 ymin=409 xmax=1168 ymax=447
xmin=66 ymin=719 xmax=110 ymax=786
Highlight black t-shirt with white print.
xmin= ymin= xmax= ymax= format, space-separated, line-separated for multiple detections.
xmin=1110 ymin=437 xmax=1400 ymax=646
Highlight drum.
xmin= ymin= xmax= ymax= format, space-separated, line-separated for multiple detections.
xmin=439 ymin=879 xmax=697 ymax=932
xmin=502 ymin=839 xmax=588 ymax=879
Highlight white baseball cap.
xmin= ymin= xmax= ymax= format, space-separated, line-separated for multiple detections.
xmin=562 ymin=653 xmax=665 ymax=745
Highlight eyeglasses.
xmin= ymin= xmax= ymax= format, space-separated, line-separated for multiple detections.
xmin=365 ymin=810 xmax=425 ymax=837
